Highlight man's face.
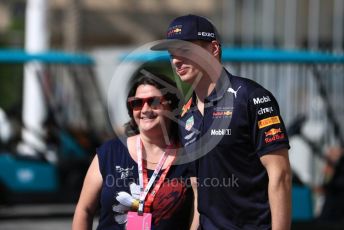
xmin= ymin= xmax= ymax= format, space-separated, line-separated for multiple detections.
xmin=168 ymin=41 xmax=211 ymax=84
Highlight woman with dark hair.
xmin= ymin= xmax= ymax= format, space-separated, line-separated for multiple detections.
xmin=73 ymin=74 xmax=198 ymax=230
xmin=124 ymin=74 xmax=181 ymax=140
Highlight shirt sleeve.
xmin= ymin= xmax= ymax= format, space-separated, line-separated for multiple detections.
xmin=248 ymin=88 xmax=290 ymax=157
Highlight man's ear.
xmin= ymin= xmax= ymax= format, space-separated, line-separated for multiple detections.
xmin=211 ymin=40 xmax=221 ymax=58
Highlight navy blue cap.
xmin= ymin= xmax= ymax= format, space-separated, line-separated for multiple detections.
xmin=151 ymin=14 xmax=220 ymax=50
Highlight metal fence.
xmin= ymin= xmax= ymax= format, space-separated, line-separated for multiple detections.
xmin=221 ymin=0 xmax=344 ymax=52
xmin=222 ymin=49 xmax=344 ymax=189
xmin=225 ymin=63 xmax=344 ymax=133
xmin=121 ymin=47 xmax=344 ymax=189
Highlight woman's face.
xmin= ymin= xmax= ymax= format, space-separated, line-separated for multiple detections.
xmin=131 ymin=84 xmax=171 ymax=136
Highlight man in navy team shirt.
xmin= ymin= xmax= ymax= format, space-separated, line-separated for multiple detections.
xmin=152 ymin=14 xmax=292 ymax=230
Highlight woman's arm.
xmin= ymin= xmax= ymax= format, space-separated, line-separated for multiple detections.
xmin=189 ymin=176 xmax=200 ymax=230
xmin=72 ymin=155 xmax=103 ymax=230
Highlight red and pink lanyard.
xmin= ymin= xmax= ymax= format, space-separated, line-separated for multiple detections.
xmin=136 ymin=136 xmax=176 ymax=214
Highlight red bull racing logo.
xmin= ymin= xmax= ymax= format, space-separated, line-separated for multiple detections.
xmin=212 ymin=110 xmax=232 ymax=118
xmin=265 ymin=128 xmax=281 ymax=137
xmin=167 ymin=25 xmax=182 ymax=37
xmin=264 ymin=128 xmax=285 ymax=143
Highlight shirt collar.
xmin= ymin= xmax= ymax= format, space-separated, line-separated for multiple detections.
xmin=184 ymin=68 xmax=232 ymax=113
xmin=205 ymin=68 xmax=231 ymax=102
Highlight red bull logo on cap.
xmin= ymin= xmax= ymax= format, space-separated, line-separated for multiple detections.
xmin=167 ymin=25 xmax=182 ymax=37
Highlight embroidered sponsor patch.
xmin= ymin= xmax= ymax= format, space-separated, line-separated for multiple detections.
xmin=253 ymin=96 xmax=271 ymax=105
xmin=212 ymin=106 xmax=233 ymax=119
xmin=167 ymin=25 xmax=182 ymax=37
xmin=185 ymin=116 xmax=194 ymax=131
xmin=185 ymin=137 xmax=196 ymax=146
xmin=264 ymin=128 xmax=285 ymax=143
xmin=197 ymin=31 xmax=215 ymax=38
xmin=264 ymin=128 xmax=282 ymax=137
xmin=258 ymin=116 xmax=280 ymax=129
xmin=210 ymin=129 xmax=231 ymax=136
xmin=257 ymin=106 xmax=274 ymax=116
xmin=181 ymin=98 xmax=192 ymax=117
xmin=213 ymin=110 xmax=232 ymax=118
xmin=184 ymin=131 xmax=195 ymax=140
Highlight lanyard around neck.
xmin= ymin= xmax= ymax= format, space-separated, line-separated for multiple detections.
xmin=136 ymin=136 xmax=176 ymax=214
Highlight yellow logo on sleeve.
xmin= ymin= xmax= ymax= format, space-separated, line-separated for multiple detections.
xmin=258 ymin=116 xmax=280 ymax=129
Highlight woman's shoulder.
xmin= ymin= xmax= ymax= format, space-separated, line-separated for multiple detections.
xmin=97 ymin=136 xmax=126 ymax=150
xmin=96 ymin=136 xmax=128 ymax=159
xmin=96 ymin=137 xmax=132 ymax=174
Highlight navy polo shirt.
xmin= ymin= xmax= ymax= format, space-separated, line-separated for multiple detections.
xmin=179 ymin=69 xmax=290 ymax=230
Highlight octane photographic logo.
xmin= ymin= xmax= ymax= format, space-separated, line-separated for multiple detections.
xmin=107 ymin=40 xmax=234 ymax=165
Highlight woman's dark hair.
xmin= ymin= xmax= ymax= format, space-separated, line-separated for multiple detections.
xmin=124 ymin=73 xmax=181 ymax=142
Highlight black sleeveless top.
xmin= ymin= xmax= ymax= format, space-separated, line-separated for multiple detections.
xmin=96 ymin=138 xmax=194 ymax=230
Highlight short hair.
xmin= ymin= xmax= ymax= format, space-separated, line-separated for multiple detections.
xmin=198 ymin=40 xmax=222 ymax=62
